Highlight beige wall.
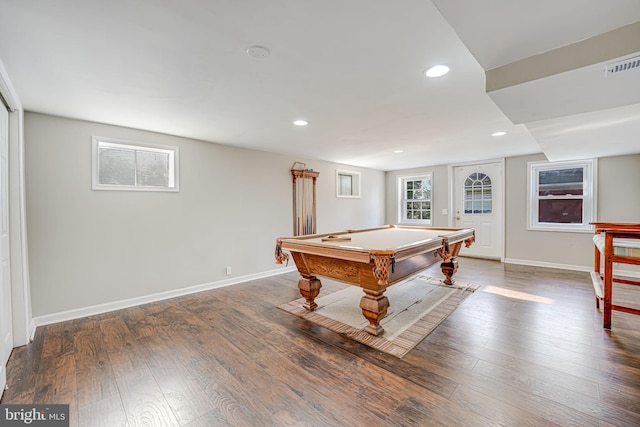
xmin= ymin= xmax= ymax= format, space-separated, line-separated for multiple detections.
xmin=597 ymin=155 xmax=640 ymax=222
xmin=385 ymin=164 xmax=450 ymax=228
xmin=505 ymin=153 xmax=640 ymax=268
xmin=386 ymin=153 xmax=640 ymax=270
xmin=21 ymin=111 xmax=640 ymax=317
xmin=504 ymin=153 xmax=593 ymax=268
xmin=25 ymin=113 xmax=385 ymax=317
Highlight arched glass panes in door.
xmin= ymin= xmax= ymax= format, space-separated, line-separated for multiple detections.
xmin=464 ymin=172 xmax=492 ymax=214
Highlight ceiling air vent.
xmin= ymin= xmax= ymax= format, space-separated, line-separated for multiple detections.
xmin=604 ymin=55 xmax=640 ymax=77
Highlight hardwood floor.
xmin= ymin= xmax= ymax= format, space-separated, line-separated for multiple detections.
xmin=2 ymin=258 xmax=640 ymax=426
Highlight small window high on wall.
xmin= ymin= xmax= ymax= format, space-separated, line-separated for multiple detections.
xmin=92 ymin=137 xmax=179 ymax=191
xmin=336 ymin=169 xmax=361 ymax=198
xmin=528 ymin=159 xmax=596 ymax=232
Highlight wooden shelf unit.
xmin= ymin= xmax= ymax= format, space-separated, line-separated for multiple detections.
xmin=591 ymin=222 xmax=640 ymax=329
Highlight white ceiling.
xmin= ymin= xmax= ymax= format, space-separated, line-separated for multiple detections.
xmin=0 ymin=1 xmax=639 ymax=171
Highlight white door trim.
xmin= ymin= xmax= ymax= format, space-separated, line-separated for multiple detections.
xmin=448 ymin=158 xmax=505 ymax=261
xmin=0 ymin=103 xmax=9 ymax=396
xmin=0 ymin=59 xmax=33 ymax=349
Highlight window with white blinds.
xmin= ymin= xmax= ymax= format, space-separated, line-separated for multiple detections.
xmin=92 ymin=137 xmax=179 ymax=192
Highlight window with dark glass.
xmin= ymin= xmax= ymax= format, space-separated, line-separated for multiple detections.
xmin=528 ymin=160 xmax=595 ymax=231
xmin=537 ymin=167 xmax=583 ymax=223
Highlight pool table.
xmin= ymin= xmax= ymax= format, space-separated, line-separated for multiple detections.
xmin=275 ymin=225 xmax=474 ymax=336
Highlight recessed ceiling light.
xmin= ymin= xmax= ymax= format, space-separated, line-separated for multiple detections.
xmin=246 ymin=46 xmax=270 ymax=59
xmin=491 ymin=131 xmax=507 ymax=137
xmin=293 ymin=119 xmax=308 ymax=126
xmin=425 ymin=65 xmax=449 ymax=78
xmin=393 ymin=150 xmax=404 ymax=154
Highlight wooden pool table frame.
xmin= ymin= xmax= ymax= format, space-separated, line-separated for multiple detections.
xmin=275 ymin=225 xmax=475 ymax=336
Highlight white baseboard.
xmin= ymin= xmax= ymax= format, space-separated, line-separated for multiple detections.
xmin=503 ymin=258 xmax=640 ymax=279
xmin=28 ymin=319 xmax=36 ymax=342
xmin=30 ymin=257 xmax=636 ymax=333
xmin=32 ymin=266 xmax=297 ymax=328
xmin=503 ymin=258 xmax=592 ymax=272
xmin=595 ymin=266 xmax=640 ymax=279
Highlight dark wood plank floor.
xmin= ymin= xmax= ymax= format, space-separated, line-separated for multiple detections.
xmin=2 ymin=258 xmax=640 ymax=426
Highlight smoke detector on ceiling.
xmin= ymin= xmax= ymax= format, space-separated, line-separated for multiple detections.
xmin=604 ymin=55 xmax=640 ymax=77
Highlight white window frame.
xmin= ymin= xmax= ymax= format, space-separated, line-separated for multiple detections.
xmin=92 ymin=136 xmax=179 ymax=192
xmin=527 ymin=159 xmax=596 ymax=232
xmin=397 ymin=173 xmax=432 ymax=225
xmin=336 ymin=169 xmax=361 ymax=198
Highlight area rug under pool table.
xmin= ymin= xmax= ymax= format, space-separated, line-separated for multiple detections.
xmin=278 ymin=275 xmax=480 ymax=358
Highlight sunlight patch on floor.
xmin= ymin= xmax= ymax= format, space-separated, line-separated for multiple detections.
xmin=482 ymin=285 xmax=556 ymax=304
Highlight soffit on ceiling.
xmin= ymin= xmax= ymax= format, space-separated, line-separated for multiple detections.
xmin=433 ymin=0 xmax=640 ymax=161
xmin=1 ymin=1 xmax=639 ymax=170
xmin=0 ymin=0 xmax=542 ymax=171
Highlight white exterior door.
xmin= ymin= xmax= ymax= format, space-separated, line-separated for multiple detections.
xmin=453 ymin=162 xmax=503 ymax=259
xmin=0 ymin=105 xmax=11 ymax=394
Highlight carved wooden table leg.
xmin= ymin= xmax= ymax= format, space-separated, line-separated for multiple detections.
xmin=298 ymin=276 xmax=322 ymax=311
xmin=359 ymin=289 xmax=389 ymax=336
xmin=360 ymin=251 xmax=395 ymax=336
xmin=441 ymin=258 xmax=458 ymax=285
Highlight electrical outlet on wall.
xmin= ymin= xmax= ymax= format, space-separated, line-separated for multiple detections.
xmin=226 ymin=266 xmax=232 ymax=275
